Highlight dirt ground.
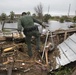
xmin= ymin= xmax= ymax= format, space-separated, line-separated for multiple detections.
xmin=0 ymin=38 xmax=51 ymax=75
xmin=0 ymin=34 xmax=76 ymax=75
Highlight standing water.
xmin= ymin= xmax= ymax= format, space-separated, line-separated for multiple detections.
xmin=0 ymin=21 xmax=74 ymax=32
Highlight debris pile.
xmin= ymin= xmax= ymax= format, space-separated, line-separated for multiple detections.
xmin=0 ymin=35 xmax=53 ymax=75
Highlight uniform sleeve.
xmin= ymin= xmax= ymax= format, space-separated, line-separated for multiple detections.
xmin=17 ymin=19 xmax=22 ymax=32
xmin=32 ymin=17 xmax=42 ymax=25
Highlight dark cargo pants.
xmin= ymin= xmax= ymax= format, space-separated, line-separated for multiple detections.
xmin=23 ymin=30 xmax=40 ymax=57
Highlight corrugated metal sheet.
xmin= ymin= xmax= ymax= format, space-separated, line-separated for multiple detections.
xmin=56 ymin=33 xmax=76 ymax=69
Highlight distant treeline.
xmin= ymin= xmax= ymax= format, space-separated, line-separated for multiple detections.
xmin=0 ymin=11 xmax=76 ymax=23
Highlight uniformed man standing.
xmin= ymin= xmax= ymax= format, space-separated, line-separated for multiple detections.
xmin=18 ymin=12 xmax=45 ymax=57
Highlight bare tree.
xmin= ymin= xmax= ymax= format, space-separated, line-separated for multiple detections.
xmin=34 ymin=3 xmax=43 ymax=21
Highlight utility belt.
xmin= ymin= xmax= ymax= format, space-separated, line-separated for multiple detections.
xmin=23 ymin=25 xmax=38 ymax=34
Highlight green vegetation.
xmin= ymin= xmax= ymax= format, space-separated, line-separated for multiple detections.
xmin=49 ymin=61 xmax=76 ymax=75
xmin=10 ymin=11 xmax=15 ymax=20
xmin=43 ymin=14 xmax=51 ymax=23
xmin=1 ymin=13 xmax=7 ymax=20
xmin=73 ymin=16 xmax=76 ymax=23
xmin=60 ymin=17 xmax=64 ymax=23
xmin=27 ymin=11 xmax=31 ymax=15
xmin=54 ymin=67 xmax=72 ymax=75
xmin=0 ymin=11 xmax=76 ymax=23
xmin=49 ymin=66 xmax=74 ymax=75
xmin=59 ymin=16 xmax=72 ymax=23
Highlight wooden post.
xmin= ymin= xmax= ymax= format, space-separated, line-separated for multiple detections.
xmin=64 ymin=31 xmax=67 ymax=40
xmin=45 ymin=43 xmax=51 ymax=66
xmin=7 ymin=63 xmax=13 ymax=75
xmin=45 ymin=46 xmax=49 ymax=66
xmin=7 ymin=56 xmax=14 ymax=75
xmin=45 ymin=48 xmax=48 ymax=65
xmin=56 ymin=34 xmax=59 ymax=44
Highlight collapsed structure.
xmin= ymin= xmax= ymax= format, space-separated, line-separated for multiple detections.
xmin=0 ymin=22 xmax=76 ymax=75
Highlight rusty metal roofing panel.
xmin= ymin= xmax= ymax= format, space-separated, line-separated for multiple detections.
xmin=57 ymin=33 xmax=76 ymax=68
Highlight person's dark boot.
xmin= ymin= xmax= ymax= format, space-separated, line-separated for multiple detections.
xmin=36 ymin=47 xmax=40 ymax=51
xmin=36 ymin=47 xmax=42 ymax=53
xmin=28 ymin=50 xmax=33 ymax=57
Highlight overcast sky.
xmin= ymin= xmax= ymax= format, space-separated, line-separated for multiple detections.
xmin=0 ymin=0 xmax=76 ymax=16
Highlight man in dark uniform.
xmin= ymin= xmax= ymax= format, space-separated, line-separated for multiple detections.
xmin=18 ymin=12 xmax=45 ymax=57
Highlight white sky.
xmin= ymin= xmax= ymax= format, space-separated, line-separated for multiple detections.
xmin=0 ymin=0 xmax=76 ymax=16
